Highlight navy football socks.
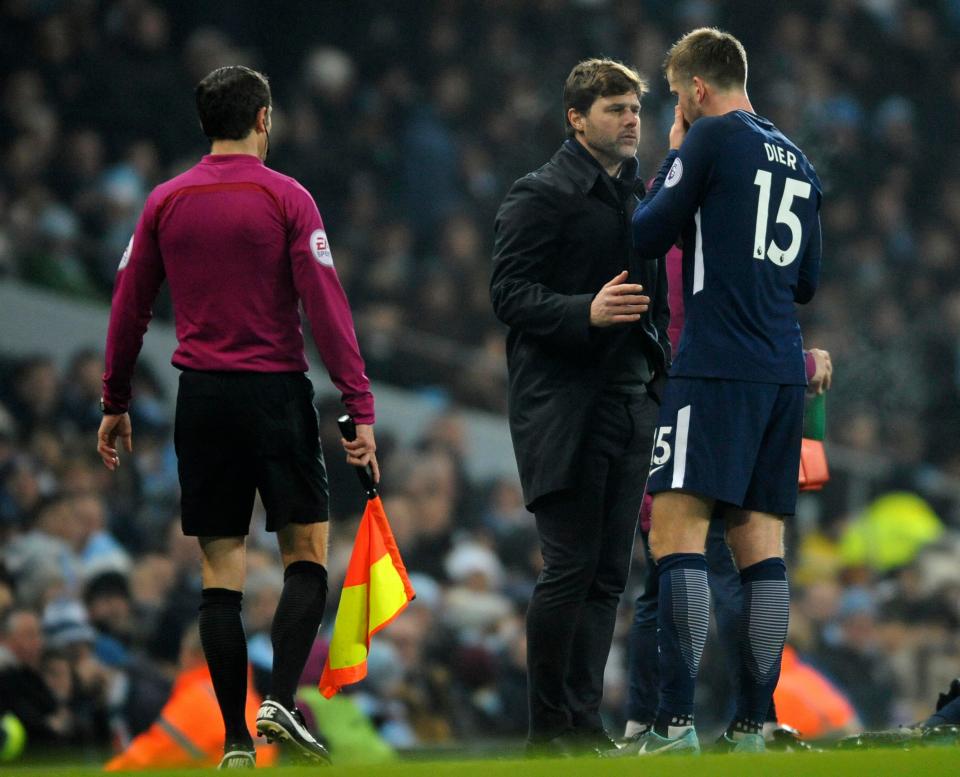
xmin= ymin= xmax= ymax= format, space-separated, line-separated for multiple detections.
xmin=654 ymin=553 xmax=710 ymax=737
xmin=731 ymin=557 xmax=789 ymax=734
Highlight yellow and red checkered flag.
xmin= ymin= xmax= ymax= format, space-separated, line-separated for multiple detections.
xmin=319 ymin=418 xmax=415 ymax=698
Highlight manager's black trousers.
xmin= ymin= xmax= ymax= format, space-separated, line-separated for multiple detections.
xmin=526 ymin=390 xmax=657 ymax=742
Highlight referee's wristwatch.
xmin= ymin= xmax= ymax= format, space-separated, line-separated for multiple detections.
xmin=100 ymin=397 xmax=124 ymax=415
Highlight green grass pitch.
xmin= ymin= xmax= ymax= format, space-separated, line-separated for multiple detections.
xmin=4 ymin=749 xmax=960 ymax=777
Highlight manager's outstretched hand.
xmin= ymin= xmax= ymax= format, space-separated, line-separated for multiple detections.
xmin=590 ymin=271 xmax=650 ymax=327
xmin=97 ymin=412 xmax=133 ymax=471
xmin=342 ymin=423 xmax=380 ymax=484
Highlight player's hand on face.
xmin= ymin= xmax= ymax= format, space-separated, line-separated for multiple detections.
xmin=97 ymin=412 xmax=133 ymax=471
xmin=669 ymin=104 xmax=688 ymax=150
xmin=342 ymin=423 xmax=380 ymax=483
xmin=808 ymin=348 xmax=832 ymax=394
xmin=590 ymin=270 xmax=650 ymax=327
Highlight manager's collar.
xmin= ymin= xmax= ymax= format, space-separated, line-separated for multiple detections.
xmin=562 ymin=138 xmax=641 ymax=194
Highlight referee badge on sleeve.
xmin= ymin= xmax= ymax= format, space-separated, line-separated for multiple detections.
xmin=310 ymin=228 xmax=334 ymax=267
xmin=118 ymin=234 xmax=133 ymax=271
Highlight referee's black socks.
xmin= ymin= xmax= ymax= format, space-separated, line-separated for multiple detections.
xmin=199 ymin=587 xmax=252 ymax=747
xmin=270 ymin=560 xmax=328 ymax=709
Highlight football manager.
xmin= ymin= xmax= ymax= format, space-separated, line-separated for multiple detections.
xmin=491 ymin=58 xmax=670 ymax=755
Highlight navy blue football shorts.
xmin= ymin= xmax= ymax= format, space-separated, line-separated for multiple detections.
xmin=645 ymin=377 xmax=805 ymax=516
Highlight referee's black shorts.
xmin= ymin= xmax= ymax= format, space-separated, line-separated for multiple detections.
xmin=174 ymin=370 xmax=329 ymax=537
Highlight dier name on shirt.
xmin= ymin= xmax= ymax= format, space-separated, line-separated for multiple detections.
xmin=764 ymin=142 xmax=797 ymax=171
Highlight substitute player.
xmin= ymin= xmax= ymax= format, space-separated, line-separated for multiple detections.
xmin=628 ymin=29 xmax=822 ymax=754
xmin=97 ymin=65 xmax=377 ymax=768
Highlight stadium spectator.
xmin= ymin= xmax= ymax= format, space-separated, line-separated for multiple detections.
xmin=40 ymin=598 xmax=115 ymax=748
xmin=4 ymin=357 xmax=60 ymax=440
xmin=0 ymin=608 xmax=78 ymax=748
xmin=811 ymin=588 xmax=898 ymax=729
xmin=59 ymin=349 xmax=106 ymax=436
xmin=771 ymin=645 xmax=860 ymax=739
xmin=104 ymin=623 xmax=278 ymax=770
xmin=83 ymin=571 xmax=134 ymax=653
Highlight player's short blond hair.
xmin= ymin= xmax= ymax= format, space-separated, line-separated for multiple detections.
xmin=664 ymin=28 xmax=747 ymax=91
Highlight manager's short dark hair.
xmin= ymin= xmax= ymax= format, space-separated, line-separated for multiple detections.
xmin=195 ymin=65 xmax=271 ymax=141
xmin=563 ymin=59 xmax=647 ymax=137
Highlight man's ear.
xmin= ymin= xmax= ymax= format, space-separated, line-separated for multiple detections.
xmin=693 ymin=76 xmax=707 ymax=104
xmin=567 ymin=107 xmax=584 ymax=133
xmin=256 ymin=106 xmax=269 ymax=133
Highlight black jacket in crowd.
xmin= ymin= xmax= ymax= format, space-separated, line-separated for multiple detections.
xmin=491 ymin=139 xmax=671 ymax=509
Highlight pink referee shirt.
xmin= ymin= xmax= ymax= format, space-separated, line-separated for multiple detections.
xmin=102 ymin=154 xmax=374 ymax=424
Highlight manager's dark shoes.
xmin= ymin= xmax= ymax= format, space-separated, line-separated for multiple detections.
xmin=526 ymin=731 xmax=607 ymax=758
xmin=256 ymin=697 xmax=331 ymax=765
xmin=526 ymin=735 xmax=575 ymax=759
xmin=577 ymin=728 xmax=618 ymax=754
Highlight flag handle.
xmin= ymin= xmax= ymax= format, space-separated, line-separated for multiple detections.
xmin=338 ymin=415 xmax=378 ymax=498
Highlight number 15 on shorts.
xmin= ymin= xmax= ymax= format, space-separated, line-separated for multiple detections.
xmin=648 ymin=405 xmax=691 ymax=489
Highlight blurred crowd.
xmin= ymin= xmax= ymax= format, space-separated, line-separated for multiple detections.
xmin=0 ymin=349 xmax=545 ymax=762
xmin=1 ymin=348 xmax=960 ymax=764
xmin=2 ymin=0 xmax=960 ymax=763
xmin=3 ymin=0 xmax=960 ymax=470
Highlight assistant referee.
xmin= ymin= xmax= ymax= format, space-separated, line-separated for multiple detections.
xmin=96 ymin=65 xmax=377 ymax=768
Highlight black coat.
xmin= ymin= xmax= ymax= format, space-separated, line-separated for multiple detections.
xmin=491 ymin=140 xmax=671 ymax=509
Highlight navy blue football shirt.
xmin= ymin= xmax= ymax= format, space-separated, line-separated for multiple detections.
xmin=633 ymin=110 xmax=822 ymax=385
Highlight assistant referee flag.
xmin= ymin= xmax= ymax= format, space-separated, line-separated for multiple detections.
xmin=319 ymin=495 xmax=415 ymax=698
